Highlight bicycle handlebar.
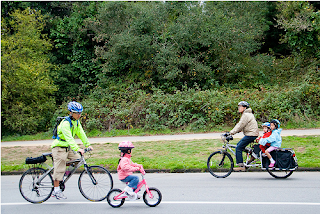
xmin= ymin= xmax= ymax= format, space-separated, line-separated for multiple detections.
xmin=221 ymin=132 xmax=233 ymax=142
xmin=140 ymin=165 xmax=146 ymax=175
xmin=84 ymin=147 xmax=92 ymax=153
xmin=78 ymin=147 xmax=92 ymax=156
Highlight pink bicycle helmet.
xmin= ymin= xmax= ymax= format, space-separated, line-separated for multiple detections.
xmin=118 ymin=141 xmax=135 ymax=150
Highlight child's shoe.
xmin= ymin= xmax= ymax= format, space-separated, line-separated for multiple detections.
xmin=268 ymin=162 xmax=275 ymax=168
xmin=124 ymin=186 xmax=135 ymax=196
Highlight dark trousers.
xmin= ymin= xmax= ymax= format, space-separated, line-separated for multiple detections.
xmin=236 ymin=136 xmax=258 ymax=164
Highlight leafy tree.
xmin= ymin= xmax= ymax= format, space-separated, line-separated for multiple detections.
xmin=275 ymin=1 xmax=320 ymax=58
xmin=49 ymin=1 xmax=101 ymax=104
xmin=1 ymin=8 xmax=56 ymax=135
xmin=87 ymin=1 xmax=272 ymax=91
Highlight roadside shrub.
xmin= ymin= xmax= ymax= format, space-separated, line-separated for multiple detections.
xmin=51 ymin=81 xmax=320 ymax=133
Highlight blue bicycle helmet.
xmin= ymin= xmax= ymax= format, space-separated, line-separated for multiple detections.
xmin=261 ymin=122 xmax=271 ymax=128
xmin=68 ymin=101 xmax=83 ymax=113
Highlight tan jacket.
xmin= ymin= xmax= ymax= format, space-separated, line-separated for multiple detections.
xmin=230 ymin=108 xmax=259 ymax=136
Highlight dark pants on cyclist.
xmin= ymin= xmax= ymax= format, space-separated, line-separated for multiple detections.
xmin=236 ymin=136 xmax=258 ymax=166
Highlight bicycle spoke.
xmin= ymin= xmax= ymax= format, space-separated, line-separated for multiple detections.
xmin=19 ymin=168 xmax=53 ymax=203
xmin=78 ymin=166 xmax=113 ymax=201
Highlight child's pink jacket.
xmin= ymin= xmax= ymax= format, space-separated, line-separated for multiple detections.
xmin=117 ymin=153 xmax=140 ymax=180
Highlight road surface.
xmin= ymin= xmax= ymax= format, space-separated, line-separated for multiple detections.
xmin=2 ymin=172 xmax=320 ymax=214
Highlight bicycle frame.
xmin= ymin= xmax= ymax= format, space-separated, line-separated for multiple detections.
xmin=220 ymin=135 xmax=237 ymax=156
xmin=113 ymin=175 xmax=153 ymax=200
xmin=219 ymin=135 xmax=260 ymax=168
xmin=34 ymin=150 xmax=95 ymax=189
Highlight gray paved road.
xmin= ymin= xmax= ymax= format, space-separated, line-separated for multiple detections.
xmin=2 ymin=172 xmax=320 ymax=214
xmin=2 ymin=129 xmax=320 ymax=147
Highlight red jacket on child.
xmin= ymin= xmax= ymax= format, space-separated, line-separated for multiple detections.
xmin=257 ymin=131 xmax=271 ymax=153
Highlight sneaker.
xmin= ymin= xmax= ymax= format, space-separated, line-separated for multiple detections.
xmin=261 ymin=153 xmax=267 ymax=157
xmin=268 ymin=162 xmax=275 ymax=168
xmin=53 ymin=190 xmax=67 ymax=200
xmin=124 ymin=186 xmax=135 ymax=196
xmin=233 ymin=166 xmax=246 ymax=172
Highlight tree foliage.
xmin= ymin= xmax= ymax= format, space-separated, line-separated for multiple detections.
xmin=1 ymin=1 xmax=319 ymax=137
xmin=49 ymin=2 xmax=101 ymax=103
xmin=1 ymin=8 xmax=56 ymax=135
xmin=86 ymin=1 xmax=273 ymax=91
xmin=275 ymin=1 xmax=320 ymax=58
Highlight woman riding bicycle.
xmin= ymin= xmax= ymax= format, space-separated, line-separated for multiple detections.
xmin=229 ymin=101 xmax=259 ymax=172
xmin=51 ymin=101 xmax=93 ymax=200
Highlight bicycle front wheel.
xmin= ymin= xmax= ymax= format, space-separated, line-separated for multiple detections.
xmin=19 ymin=167 xmax=53 ymax=203
xmin=143 ymin=187 xmax=162 ymax=207
xmin=207 ymin=151 xmax=234 ymax=178
xmin=78 ymin=165 xmax=113 ymax=201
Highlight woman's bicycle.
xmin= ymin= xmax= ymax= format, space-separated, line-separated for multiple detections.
xmin=19 ymin=148 xmax=113 ymax=203
xmin=207 ymin=133 xmax=298 ymax=179
xmin=107 ymin=167 xmax=162 ymax=208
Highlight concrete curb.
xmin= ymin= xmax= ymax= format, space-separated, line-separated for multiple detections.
xmin=2 ymin=167 xmax=319 ymax=176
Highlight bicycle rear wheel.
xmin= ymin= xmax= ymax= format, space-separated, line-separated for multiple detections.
xmin=267 ymin=168 xmax=294 ymax=179
xmin=19 ymin=167 xmax=53 ymax=203
xmin=207 ymin=151 xmax=234 ymax=178
xmin=107 ymin=189 xmax=125 ymax=208
xmin=78 ymin=165 xmax=113 ymax=201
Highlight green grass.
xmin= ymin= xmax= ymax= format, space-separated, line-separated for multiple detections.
xmin=1 ymin=136 xmax=319 ymax=173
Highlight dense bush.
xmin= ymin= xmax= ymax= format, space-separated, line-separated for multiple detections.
xmin=51 ymin=81 xmax=319 ymax=133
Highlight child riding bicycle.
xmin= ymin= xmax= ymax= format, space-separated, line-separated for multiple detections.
xmin=117 ymin=141 xmax=143 ymax=199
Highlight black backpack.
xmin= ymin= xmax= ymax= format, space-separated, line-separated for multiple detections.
xmin=52 ymin=116 xmax=73 ymax=141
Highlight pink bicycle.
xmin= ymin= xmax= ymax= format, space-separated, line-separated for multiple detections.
xmin=106 ymin=167 xmax=162 ymax=208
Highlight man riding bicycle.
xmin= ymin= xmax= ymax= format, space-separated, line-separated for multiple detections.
xmin=229 ymin=101 xmax=259 ymax=172
xmin=51 ymin=101 xmax=93 ymax=199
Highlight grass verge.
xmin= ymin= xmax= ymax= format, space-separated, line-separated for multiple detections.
xmin=1 ymin=136 xmax=319 ymax=174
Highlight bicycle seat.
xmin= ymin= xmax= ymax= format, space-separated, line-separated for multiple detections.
xmin=42 ymin=152 xmax=52 ymax=157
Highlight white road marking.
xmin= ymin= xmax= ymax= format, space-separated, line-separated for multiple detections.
xmin=2 ymin=201 xmax=320 ymax=206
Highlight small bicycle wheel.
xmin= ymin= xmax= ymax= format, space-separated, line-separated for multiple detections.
xmin=143 ymin=187 xmax=162 ymax=207
xmin=207 ymin=151 xmax=234 ymax=178
xmin=78 ymin=165 xmax=113 ymax=201
xmin=107 ymin=189 xmax=125 ymax=208
xmin=19 ymin=167 xmax=53 ymax=203
xmin=267 ymin=168 xmax=294 ymax=179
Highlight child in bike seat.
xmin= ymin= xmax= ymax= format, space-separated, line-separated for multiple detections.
xmin=117 ymin=141 xmax=143 ymax=198
xmin=258 ymin=119 xmax=282 ymax=168
xmin=256 ymin=122 xmax=272 ymax=156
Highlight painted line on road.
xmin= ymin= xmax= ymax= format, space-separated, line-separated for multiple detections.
xmin=2 ymin=201 xmax=320 ymax=206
